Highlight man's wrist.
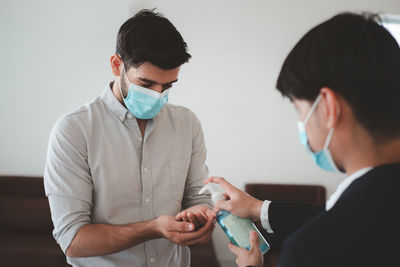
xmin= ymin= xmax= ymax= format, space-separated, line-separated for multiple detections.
xmin=151 ymin=217 xmax=163 ymax=239
xmin=126 ymin=218 xmax=162 ymax=241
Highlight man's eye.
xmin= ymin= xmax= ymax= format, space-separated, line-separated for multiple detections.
xmin=163 ymin=84 xmax=172 ymax=90
xmin=141 ymin=83 xmax=152 ymax=88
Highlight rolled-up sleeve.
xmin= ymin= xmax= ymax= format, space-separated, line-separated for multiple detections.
xmin=44 ymin=116 xmax=93 ymax=253
xmin=181 ymin=113 xmax=212 ymax=210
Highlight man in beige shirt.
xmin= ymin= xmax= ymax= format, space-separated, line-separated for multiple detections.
xmin=44 ymin=9 xmax=215 ymax=267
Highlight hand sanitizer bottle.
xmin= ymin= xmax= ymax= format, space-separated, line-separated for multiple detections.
xmin=199 ymin=183 xmax=270 ymax=254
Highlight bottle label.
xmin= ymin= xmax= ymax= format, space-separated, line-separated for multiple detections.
xmin=223 ymin=214 xmax=265 ymax=248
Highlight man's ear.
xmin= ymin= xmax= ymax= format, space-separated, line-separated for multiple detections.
xmin=320 ymin=87 xmax=340 ymax=129
xmin=110 ymin=54 xmax=123 ymax=77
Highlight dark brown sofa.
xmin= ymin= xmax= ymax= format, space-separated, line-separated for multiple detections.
xmin=0 ymin=176 xmax=220 ymax=267
xmin=245 ymin=183 xmax=326 ymax=267
xmin=0 ymin=176 xmax=69 ymax=266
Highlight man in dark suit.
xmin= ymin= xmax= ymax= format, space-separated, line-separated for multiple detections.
xmin=205 ymin=12 xmax=400 ymax=267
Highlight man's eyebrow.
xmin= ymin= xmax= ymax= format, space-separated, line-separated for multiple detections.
xmin=139 ymin=77 xmax=178 ymax=86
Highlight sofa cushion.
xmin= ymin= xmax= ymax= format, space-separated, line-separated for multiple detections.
xmin=0 ymin=195 xmax=53 ymax=232
xmin=0 ymin=176 xmax=54 ymax=232
xmin=0 ymin=233 xmax=69 ymax=266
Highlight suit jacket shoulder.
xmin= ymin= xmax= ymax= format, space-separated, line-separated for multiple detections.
xmin=279 ymin=162 xmax=400 ymax=267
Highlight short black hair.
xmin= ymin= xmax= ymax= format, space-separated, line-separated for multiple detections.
xmin=116 ymin=9 xmax=191 ymax=70
xmin=276 ymin=12 xmax=400 ymax=141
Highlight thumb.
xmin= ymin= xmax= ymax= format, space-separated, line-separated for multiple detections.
xmin=215 ymin=199 xmax=232 ymax=212
xmin=206 ymin=209 xmax=217 ymax=219
xmin=249 ymin=231 xmax=260 ymax=251
xmin=228 ymin=242 xmax=243 ymax=256
xmin=172 ymin=220 xmax=195 ymax=232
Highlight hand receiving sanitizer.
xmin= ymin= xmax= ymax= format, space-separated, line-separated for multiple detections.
xmin=199 ymin=183 xmax=270 ymax=254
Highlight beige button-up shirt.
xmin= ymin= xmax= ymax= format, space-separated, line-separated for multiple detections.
xmin=44 ymin=83 xmax=211 ymax=267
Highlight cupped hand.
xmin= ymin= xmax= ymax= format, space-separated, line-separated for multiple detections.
xmin=157 ymin=213 xmax=216 ymax=246
xmin=176 ymin=205 xmax=216 ymax=229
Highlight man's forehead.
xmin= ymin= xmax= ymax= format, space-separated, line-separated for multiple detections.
xmin=126 ymin=61 xmax=180 ymax=84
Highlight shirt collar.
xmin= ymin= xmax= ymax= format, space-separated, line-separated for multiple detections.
xmin=325 ymin=166 xmax=373 ymax=211
xmin=101 ymin=82 xmax=129 ymax=122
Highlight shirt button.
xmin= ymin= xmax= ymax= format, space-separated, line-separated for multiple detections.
xmin=143 ymin=168 xmax=148 ymax=172
xmin=150 ymin=257 xmax=156 ymax=263
xmin=127 ymin=113 xmax=133 ymax=119
xmin=145 ymin=198 xmax=150 ymax=203
xmin=120 ymin=116 xmax=124 ymax=121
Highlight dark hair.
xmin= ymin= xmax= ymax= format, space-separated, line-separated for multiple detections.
xmin=276 ymin=12 xmax=400 ymax=141
xmin=116 ymin=9 xmax=191 ymax=70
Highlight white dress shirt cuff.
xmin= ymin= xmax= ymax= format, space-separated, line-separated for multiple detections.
xmin=260 ymin=200 xmax=274 ymax=233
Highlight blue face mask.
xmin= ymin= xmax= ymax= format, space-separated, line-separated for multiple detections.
xmin=297 ymin=95 xmax=341 ymax=172
xmin=120 ymin=71 xmax=170 ymax=120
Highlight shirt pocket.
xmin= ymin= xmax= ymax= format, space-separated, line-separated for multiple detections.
xmin=168 ymin=158 xmax=190 ymax=202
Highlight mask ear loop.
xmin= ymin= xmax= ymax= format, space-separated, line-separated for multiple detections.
xmin=117 ymin=54 xmax=132 ymax=99
xmin=119 ymin=65 xmax=129 ymax=99
xmin=315 ymin=94 xmax=335 ymax=150
xmin=323 ymin=127 xmax=340 ymax=172
xmin=323 ymin=128 xmax=335 ymax=150
xmin=303 ymin=95 xmax=322 ymax=125
xmin=119 ymin=82 xmax=127 ymax=100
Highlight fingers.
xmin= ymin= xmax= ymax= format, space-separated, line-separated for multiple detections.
xmin=176 ymin=211 xmax=190 ymax=222
xmin=205 ymin=176 xmax=237 ymax=194
xmin=206 ymin=209 xmax=217 ymax=219
xmin=182 ymin=223 xmax=214 ymax=246
xmin=177 ymin=206 xmax=214 ymax=228
xmin=187 ymin=212 xmax=201 ymax=229
xmin=197 ymin=206 xmax=213 ymax=221
xmin=179 ymin=216 xmax=216 ymax=245
xmin=249 ymin=231 xmax=259 ymax=251
xmin=195 ymin=212 xmax=208 ymax=226
xmin=182 ymin=211 xmax=189 ymax=223
xmin=176 ymin=211 xmax=186 ymax=221
xmin=190 ymin=215 xmax=214 ymax=238
xmin=172 ymin=219 xmax=195 ymax=232
xmin=181 ymin=228 xmax=214 ymax=246
xmin=215 ymin=199 xmax=233 ymax=212
xmin=228 ymin=242 xmax=245 ymax=256
xmin=175 ymin=213 xmax=182 ymax=221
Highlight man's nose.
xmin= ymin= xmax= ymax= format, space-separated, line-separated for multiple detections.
xmin=151 ymin=84 xmax=163 ymax=93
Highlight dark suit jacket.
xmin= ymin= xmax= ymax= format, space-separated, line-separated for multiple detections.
xmin=269 ymin=162 xmax=400 ymax=267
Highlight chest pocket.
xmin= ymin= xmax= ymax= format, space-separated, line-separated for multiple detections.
xmin=168 ymin=158 xmax=190 ymax=202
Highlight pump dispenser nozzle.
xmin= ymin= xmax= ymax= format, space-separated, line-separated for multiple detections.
xmin=199 ymin=183 xmax=226 ymax=204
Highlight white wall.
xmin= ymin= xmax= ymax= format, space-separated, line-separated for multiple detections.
xmin=1 ymin=0 xmax=399 ymax=265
